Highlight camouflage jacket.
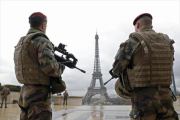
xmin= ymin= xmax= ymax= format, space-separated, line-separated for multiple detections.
xmin=63 ymin=92 xmax=68 ymax=98
xmin=1 ymin=87 xmax=10 ymax=96
xmin=112 ymin=27 xmax=151 ymax=76
xmin=27 ymin=28 xmax=65 ymax=77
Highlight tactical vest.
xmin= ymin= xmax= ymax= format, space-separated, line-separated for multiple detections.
xmin=126 ymin=31 xmax=173 ymax=89
xmin=14 ymin=33 xmax=50 ymax=85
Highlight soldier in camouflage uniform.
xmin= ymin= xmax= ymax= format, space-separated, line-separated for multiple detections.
xmin=0 ymin=85 xmax=10 ymax=108
xmin=14 ymin=12 xmax=65 ymax=120
xmin=63 ymin=90 xmax=68 ymax=105
xmin=112 ymin=13 xmax=179 ymax=120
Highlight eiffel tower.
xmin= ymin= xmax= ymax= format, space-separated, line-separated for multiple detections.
xmin=83 ymin=32 xmax=109 ymax=105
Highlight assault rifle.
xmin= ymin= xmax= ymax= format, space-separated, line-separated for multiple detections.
xmin=54 ymin=43 xmax=86 ymax=73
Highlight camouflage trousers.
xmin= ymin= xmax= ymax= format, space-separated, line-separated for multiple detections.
xmin=63 ymin=97 xmax=67 ymax=105
xmin=1 ymin=95 xmax=7 ymax=107
xmin=18 ymin=84 xmax=52 ymax=120
xmin=130 ymin=87 xmax=179 ymax=120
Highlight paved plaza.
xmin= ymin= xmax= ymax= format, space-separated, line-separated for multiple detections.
xmin=0 ymin=104 xmax=180 ymax=120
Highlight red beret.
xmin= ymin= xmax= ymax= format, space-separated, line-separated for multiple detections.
xmin=133 ymin=13 xmax=152 ymax=26
xmin=29 ymin=12 xmax=47 ymax=20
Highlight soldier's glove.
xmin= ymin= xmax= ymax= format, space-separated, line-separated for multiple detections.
xmin=109 ymin=69 xmax=118 ymax=78
xmin=59 ymin=63 xmax=65 ymax=74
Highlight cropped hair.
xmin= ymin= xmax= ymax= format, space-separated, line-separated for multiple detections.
xmin=137 ymin=16 xmax=152 ymax=27
xmin=29 ymin=15 xmax=47 ymax=28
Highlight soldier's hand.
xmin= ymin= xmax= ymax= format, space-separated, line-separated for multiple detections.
xmin=59 ymin=63 xmax=65 ymax=74
xmin=109 ymin=69 xmax=118 ymax=78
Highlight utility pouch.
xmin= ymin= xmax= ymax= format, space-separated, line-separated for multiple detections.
xmin=123 ymin=70 xmax=133 ymax=91
xmin=50 ymin=76 xmax=66 ymax=94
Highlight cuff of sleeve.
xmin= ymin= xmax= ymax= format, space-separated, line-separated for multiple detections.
xmin=59 ymin=63 xmax=65 ymax=74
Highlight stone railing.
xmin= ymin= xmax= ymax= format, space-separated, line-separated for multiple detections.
xmin=52 ymin=96 xmax=83 ymax=106
xmin=174 ymin=96 xmax=180 ymax=106
xmin=0 ymin=92 xmax=83 ymax=106
xmin=0 ymin=92 xmax=20 ymax=104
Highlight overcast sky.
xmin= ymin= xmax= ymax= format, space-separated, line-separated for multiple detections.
xmin=0 ymin=0 xmax=180 ymax=96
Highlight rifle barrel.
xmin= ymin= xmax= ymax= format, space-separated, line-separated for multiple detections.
xmin=104 ymin=77 xmax=114 ymax=85
xmin=75 ymin=66 xmax=86 ymax=73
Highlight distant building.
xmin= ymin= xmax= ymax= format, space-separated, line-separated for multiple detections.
xmin=109 ymin=94 xmax=119 ymax=98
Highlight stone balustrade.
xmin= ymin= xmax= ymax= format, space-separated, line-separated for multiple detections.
xmin=0 ymin=92 xmax=19 ymax=104
xmin=52 ymin=96 xmax=83 ymax=106
xmin=0 ymin=92 xmax=179 ymax=107
xmin=174 ymin=96 xmax=180 ymax=106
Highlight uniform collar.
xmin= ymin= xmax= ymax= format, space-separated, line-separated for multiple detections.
xmin=140 ymin=27 xmax=154 ymax=32
xmin=27 ymin=28 xmax=44 ymax=35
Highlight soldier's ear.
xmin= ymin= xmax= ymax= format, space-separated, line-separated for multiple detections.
xmin=39 ymin=24 xmax=43 ymax=30
xmin=151 ymin=26 xmax=153 ymax=29
xmin=42 ymin=23 xmax=46 ymax=29
xmin=137 ymin=22 xmax=140 ymax=29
